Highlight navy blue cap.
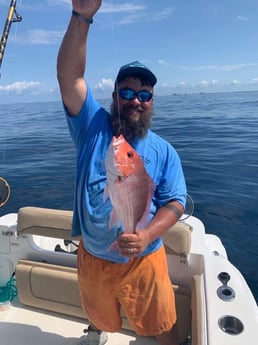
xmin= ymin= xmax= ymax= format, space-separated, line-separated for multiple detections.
xmin=115 ymin=61 xmax=157 ymax=86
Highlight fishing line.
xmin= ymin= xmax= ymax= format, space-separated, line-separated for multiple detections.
xmin=108 ymin=0 xmax=122 ymax=134
xmin=109 ymin=0 xmax=117 ymax=70
xmin=180 ymin=194 xmax=194 ymax=220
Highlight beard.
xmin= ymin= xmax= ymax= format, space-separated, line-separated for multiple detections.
xmin=110 ymin=102 xmax=153 ymax=141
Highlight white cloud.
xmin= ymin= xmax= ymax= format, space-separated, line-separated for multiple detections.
xmin=101 ymin=3 xmax=146 ymax=13
xmin=158 ymin=59 xmax=172 ymax=66
xmin=178 ymin=82 xmax=187 ymax=88
xmin=94 ymin=78 xmax=114 ymax=91
xmin=199 ymin=80 xmax=208 ymax=87
xmin=100 ymin=3 xmax=173 ymax=25
xmin=153 ymin=8 xmax=174 ymax=21
xmin=46 ymin=1 xmax=145 ymax=13
xmin=117 ymin=8 xmax=173 ymax=24
xmin=181 ymin=63 xmax=258 ymax=72
xmin=237 ymin=15 xmax=248 ymax=21
xmin=11 ymin=30 xmax=64 ymax=45
xmin=250 ymin=77 xmax=258 ymax=84
xmin=117 ymin=13 xmax=146 ymax=25
xmin=0 ymin=81 xmax=41 ymax=94
xmin=231 ymin=80 xmax=240 ymax=85
xmin=47 ymin=0 xmax=70 ymax=7
xmin=172 ymin=79 xmax=222 ymax=90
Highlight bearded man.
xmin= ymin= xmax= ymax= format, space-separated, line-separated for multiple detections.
xmin=57 ymin=1 xmax=186 ymax=345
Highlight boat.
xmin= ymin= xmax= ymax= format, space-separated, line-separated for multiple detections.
xmin=0 ymin=205 xmax=257 ymax=345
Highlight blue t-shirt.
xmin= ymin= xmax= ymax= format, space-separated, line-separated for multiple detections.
xmin=65 ymin=86 xmax=186 ymax=262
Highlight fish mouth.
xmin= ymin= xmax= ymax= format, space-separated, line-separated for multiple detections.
xmin=112 ymin=135 xmax=124 ymax=146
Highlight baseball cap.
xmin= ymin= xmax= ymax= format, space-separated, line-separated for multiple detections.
xmin=115 ymin=61 xmax=157 ymax=86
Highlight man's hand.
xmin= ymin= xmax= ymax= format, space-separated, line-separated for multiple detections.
xmin=72 ymin=0 xmax=102 ymax=18
xmin=117 ymin=230 xmax=151 ymax=258
xmin=117 ymin=201 xmax=184 ymax=258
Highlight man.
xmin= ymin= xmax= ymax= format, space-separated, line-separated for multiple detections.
xmin=57 ymin=1 xmax=186 ymax=345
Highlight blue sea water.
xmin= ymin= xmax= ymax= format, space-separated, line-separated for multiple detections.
xmin=0 ymin=91 xmax=257 ymax=303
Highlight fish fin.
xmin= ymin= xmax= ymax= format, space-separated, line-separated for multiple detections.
xmin=108 ymin=209 xmax=121 ymax=229
xmin=136 ymin=177 xmax=156 ymax=230
xmin=136 ymin=211 xmax=150 ymax=230
xmin=104 ymin=185 xmax=121 ymax=230
xmin=103 ymin=183 xmax=109 ymax=202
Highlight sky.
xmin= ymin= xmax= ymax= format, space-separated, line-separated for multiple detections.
xmin=0 ymin=0 xmax=258 ymax=104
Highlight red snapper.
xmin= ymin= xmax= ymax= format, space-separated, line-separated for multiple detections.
xmin=104 ymin=134 xmax=155 ymax=234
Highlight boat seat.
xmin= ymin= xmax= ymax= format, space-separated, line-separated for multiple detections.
xmin=17 ymin=207 xmax=75 ymax=241
xmin=15 ymin=259 xmax=192 ymax=343
xmin=17 ymin=206 xmax=192 ymax=257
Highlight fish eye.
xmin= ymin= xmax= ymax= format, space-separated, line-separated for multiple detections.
xmin=127 ymin=151 xmax=134 ymax=158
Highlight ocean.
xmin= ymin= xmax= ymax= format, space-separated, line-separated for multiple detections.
xmin=0 ymin=91 xmax=257 ymax=303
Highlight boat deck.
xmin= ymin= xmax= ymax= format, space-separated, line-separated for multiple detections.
xmin=0 ymin=298 xmax=157 ymax=345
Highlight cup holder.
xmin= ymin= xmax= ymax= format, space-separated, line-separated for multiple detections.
xmin=217 ymin=285 xmax=235 ymax=301
xmin=218 ymin=272 xmax=230 ymax=285
xmin=217 ymin=271 xmax=236 ymax=301
xmin=218 ymin=315 xmax=244 ymax=335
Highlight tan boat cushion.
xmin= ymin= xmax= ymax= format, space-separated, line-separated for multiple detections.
xmin=16 ymin=260 xmax=85 ymax=318
xmin=17 ymin=207 xmax=74 ymax=240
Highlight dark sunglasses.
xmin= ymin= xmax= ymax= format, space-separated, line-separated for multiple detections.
xmin=118 ymin=88 xmax=153 ymax=102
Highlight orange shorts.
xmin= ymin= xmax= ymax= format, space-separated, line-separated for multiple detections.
xmin=77 ymin=243 xmax=177 ymax=336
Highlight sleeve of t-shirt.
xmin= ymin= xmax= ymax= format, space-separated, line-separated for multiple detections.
xmin=155 ymin=146 xmax=187 ymax=208
xmin=64 ymin=85 xmax=102 ymax=149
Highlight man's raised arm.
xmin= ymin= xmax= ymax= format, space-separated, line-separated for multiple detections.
xmin=57 ymin=0 xmax=102 ymax=116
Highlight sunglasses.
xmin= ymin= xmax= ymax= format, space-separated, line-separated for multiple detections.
xmin=118 ymin=88 xmax=153 ymax=102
